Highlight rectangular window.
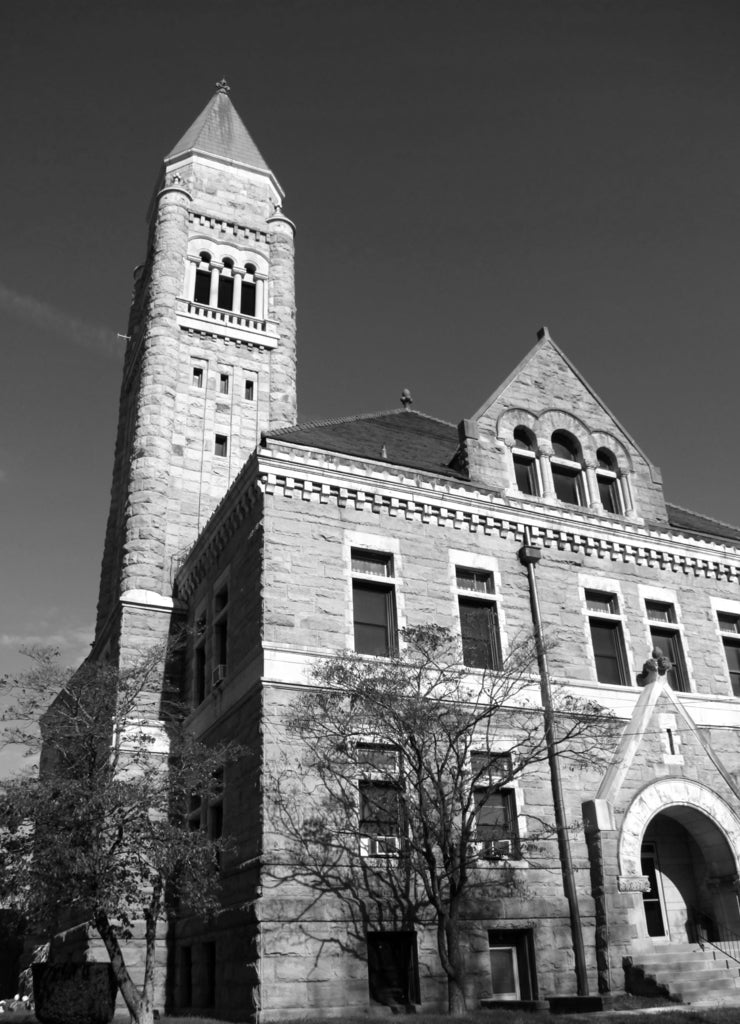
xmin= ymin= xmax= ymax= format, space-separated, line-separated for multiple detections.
xmin=456 ymin=568 xmax=501 ymax=669
xmin=192 ymin=366 xmax=204 ymax=389
xmin=212 ymin=584 xmax=228 ymax=686
xmin=179 ymin=946 xmax=193 ymax=1009
xmin=194 ymin=613 xmax=207 ymax=706
xmin=597 ymin=473 xmax=622 ymax=514
xmin=488 ymin=929 xmax=536 ymax=1002
xmin=351 ymin=550 xmax=397 ymax=656
xmin=218 ymin=373 xmax=229 ymax=395
xmin=646 ymin=600 xmax=688 ymax=692
xmin=586 ymin=589 xmax=629 ymax=686
xmin=358 ymin=744 xmax=401 ymax=857
xmin=718 ymin=613 xmax=740 ymax=697
xmin=203 ymin=941 xmax=216 ymax=1008
xmin=513 ymin=453 xmax=538 ymax=496
xmin=471 ymin=752 xmax=518 ymax=858
xmin=551 ymin=463 xmax=586 ymax=506
xmin=187 ymin=792 xmax=202 ymax=833
xmin=244 ymin=379 xmax=255 ymax=400
xmin=214 ymin=434 xmax=228 ymax=457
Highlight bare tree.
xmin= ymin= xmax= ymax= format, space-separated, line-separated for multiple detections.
xmin=268 ymin=625 xmax=615 ymax=1016
xmin=0 ymin=648 xmax=243 ymax=1024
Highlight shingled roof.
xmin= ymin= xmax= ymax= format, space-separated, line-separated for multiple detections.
xmin=266 ymin=410 xmax=465 ymax=478
xmin=664 ymin=504 xmax=740 ymax=544
xmin=166 ymin=85 xmax=271 ymax=173
xmin=267 ymin=412 xmax=740 ymax=544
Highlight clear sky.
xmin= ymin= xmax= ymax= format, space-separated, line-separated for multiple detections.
xmin=1 ymin=0 xmax=739 ymax=680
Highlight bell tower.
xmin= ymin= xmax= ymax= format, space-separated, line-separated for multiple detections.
xmin=94 ymin=81 xmax=296 ymax=662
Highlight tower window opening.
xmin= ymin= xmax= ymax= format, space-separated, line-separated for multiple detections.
xmin=244 ymin=379 xmax=254 ymax=401
xmin=241 ymin=263 xmax=257 ymax=318
xmin=192 ymin=367 xmax=204 ymax=389
xmin=217 ymin=273 xmax=234 ymax=311
xmin=194 ymin=252 xmax=212 ymax=305
xmin=215 ymin=434 xmax=228 ymax=458
xmin=219 ymin=373 xmax=230 ymax=395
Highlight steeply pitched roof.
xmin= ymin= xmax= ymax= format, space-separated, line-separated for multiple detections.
xmin=665 ymin=503 xmax=740 ymax=544
xmin=266 ymin=410 xmax=465 ymax=478
xmin=166 ymin=87 xmax=270 ymax=173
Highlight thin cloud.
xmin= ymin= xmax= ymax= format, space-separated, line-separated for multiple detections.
xmin=0 ymin=282 xmax=124 ymax=359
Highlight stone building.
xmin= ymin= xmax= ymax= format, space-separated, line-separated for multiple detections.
xmin=90 ymin=84 xmax=740 ymax=1018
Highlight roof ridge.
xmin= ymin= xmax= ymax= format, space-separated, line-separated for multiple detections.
xmin=267 ymin=408 xmax=456 ymax=437
xmin=666 ymin=502 xmax=740 ymax=535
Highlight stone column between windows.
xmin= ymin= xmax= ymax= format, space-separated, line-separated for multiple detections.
xmin=232 ymin=269 xmax=243 ymax=314
xmin=184 ymin=257 xmax=197 ymax=302
xmin=585 ymin=462 xmax=603 ymax=511
xmin=538 ymin=442 xmax=556 ymax=500
xmin=209 ymin=264 xmax=220 ymax=307
xmin=255 ymin=274 xmax=266 ymax=320
xmin=621 ymin=472 xmax=636 ymax=517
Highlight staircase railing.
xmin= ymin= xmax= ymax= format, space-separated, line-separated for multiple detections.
xmin=688 ymin=906 xmax=740 ymax=967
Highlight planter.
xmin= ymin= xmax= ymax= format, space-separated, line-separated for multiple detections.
xmin=32 ymin=963 xmax=118 ymax=1024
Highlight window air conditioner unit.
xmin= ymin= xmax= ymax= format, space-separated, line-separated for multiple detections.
xmin=361 ymin=835 xmax=400 ymax=857
xmin=477 ymin=838 xmax=512 ymax=861
xmin=211 ymin=664 xmax=227 ymax=687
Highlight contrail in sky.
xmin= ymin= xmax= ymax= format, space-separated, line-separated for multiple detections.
xmin=0 ymin=282 xmax=124 ymax=359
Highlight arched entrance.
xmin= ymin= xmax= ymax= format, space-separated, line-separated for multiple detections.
xmin=641 ymin=807 xmax=739 ymax=941
xmin=619 ymin=780 xmax=740 ymax=943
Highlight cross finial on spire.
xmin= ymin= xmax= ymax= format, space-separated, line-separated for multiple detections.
xmin=400 ymin=388 xmax=413 ymax=409
xmin=216 ymin=78 xmax=231 ymax=94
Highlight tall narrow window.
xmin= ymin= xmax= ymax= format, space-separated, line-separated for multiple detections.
xmin=214 ymin=434 xmax=228 ymax=457
xmin=456 ymin=568 xmax=502 ymax=669
xmin=219 ymin=373 xmax=230 ymax=395
xmin=351 ymin=550 xmax=397 ymax=656
xmin=512 ymin=426 xmax=539 ymax=496
xmin=471 ymin=752 xmax=519 ymax=859
xmin=193 ymin=251 xmax=212 ymax=305
xmin=212 ymin=584 xmax=228 ymax=687
xmin=358 ymin=744 xmax=401 ymax=857
xmin=596 ymin=448 xmax=622 ymax=514
xmin=645 ymin=600 xmax=688 ymax=692
xmin=241 ymin=263 xmax=257 ymax=317
xmin=551 ymin=431 xmax=586 ymax=506
xmin=217 ymin=258 xmax=234 ymax=310
xmin=194 ymin=613 xmax=207 ymax=706
xmin=192 ymin=366 xmax=204 ymax=389
xmin=244 ymin=379 xmax=255 ymax=401
xmin=586 ymin=590 xmax=629 ymax=686
xmin=203 ymin=942 xmax=216 ymax=1008
xmin=718 ymin=613 xmax=740 ymax=697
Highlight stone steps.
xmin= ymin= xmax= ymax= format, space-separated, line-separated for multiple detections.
xmin=629 ymin=942 xmax=740 ymax=1005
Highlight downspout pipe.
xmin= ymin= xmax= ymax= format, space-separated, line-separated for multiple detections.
xmin=518 ymin=528 xmax=590 ymax=996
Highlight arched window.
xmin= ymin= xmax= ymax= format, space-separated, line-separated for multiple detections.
xmin=550 ymin=430 xmax=586 ymax=506
xmin=596 ymin=447 xmax=623 ymax=514
xmin=512 ymin=426 xmax=539 ymax=496
xmin=193 ymin=251 xmax=212 ymax=305
xmin=241 ymin=263 xmax=257 ymax=317
xmin=217 ymin=258 xmax=234 ymax=311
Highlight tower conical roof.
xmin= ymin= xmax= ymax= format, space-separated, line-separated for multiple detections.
xmin=166 ymin=82 xmax=270 ymax=173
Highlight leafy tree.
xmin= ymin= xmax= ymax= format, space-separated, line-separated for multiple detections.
xmin=0 ymin=648 xmax=242 ymax=1024
xmin=269 ymin=625 xmax=615 ymax=1016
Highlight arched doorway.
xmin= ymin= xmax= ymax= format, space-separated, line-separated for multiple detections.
xmin=618 ymin=780 xmax=740 ymax=944
xmin=640 ymin=807 xmax=740 ymax=942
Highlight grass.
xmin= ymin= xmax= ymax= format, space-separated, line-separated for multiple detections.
xmin=155 ymin=1006 xmax=740 ymax=1024
xmin=4 ymin=1002 xmax=740 ymax=1024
